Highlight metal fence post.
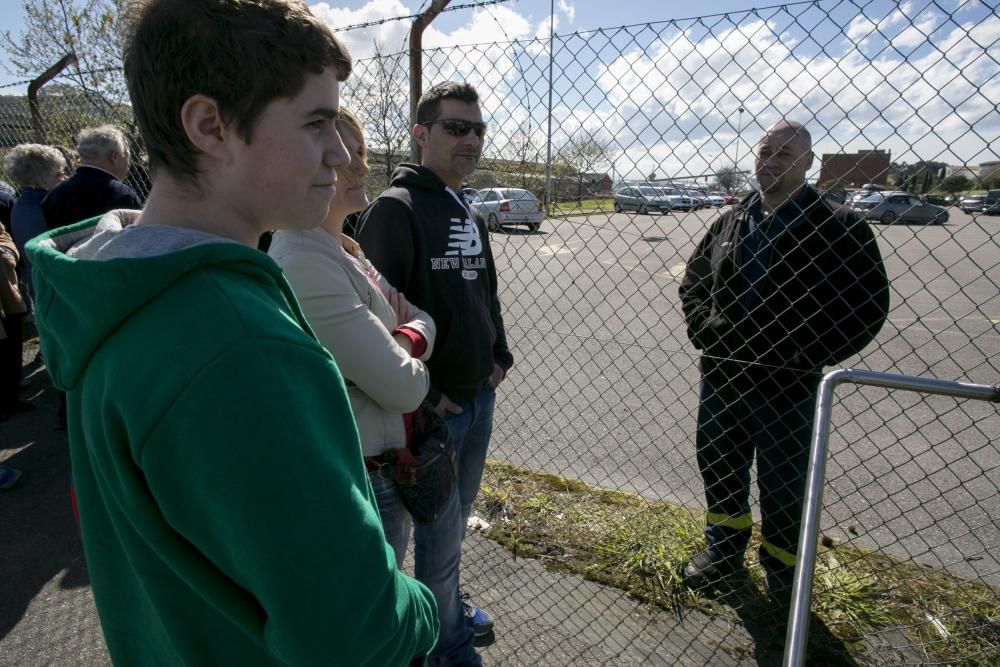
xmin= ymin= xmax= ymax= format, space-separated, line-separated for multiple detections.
xmin=784 ymin=369 xmax=1000 ymax=667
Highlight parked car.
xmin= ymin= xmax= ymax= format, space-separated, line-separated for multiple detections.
xmin=986 ymin=189 xmax=1000 ymax=214
xmin=461 ymin=187 xmax=478 ymax=202
xmin=657 ymin=187 xmax=694 ymax=211
xmin=612 ymin=185 xmax=674 ymax=214
xmin=709 ymin=191 xmax=734 ymax=206
xmin=469 ymin=188 xmax=544 ymax=232
xmin=703 ymin=192 xmax=727 ymax=207
xmin=921 ymin=193 xmax=951 ymax=206
xmin=854 ymin=191 xmax=948 ymax=224
xmin=960 ymin=195 xmax=987 ymax=214
xmin=684 ymin=190 xmax=708 ymax=209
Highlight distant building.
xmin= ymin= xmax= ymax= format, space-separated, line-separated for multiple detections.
xmin=979 ymin=160 xmax=1000 ymax=182
xmin=946 ymin=165 xmax=979 ymax=180
xmin=818 ymin=148 xmax=891 ymax=187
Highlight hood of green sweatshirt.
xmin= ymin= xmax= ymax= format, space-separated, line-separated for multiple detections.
xmin=26 ymin=215 xmax=293 ymax=392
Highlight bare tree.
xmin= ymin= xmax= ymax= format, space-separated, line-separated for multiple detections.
xmin=713 ymin=164 xmax=746 ymax=194
xmin=4 ymin=0 xmax=128 ymax=116
xmin=342 ymin=44 xmax=410 ymax=194
xmin=497 ymin=119 xmax=545 ymax=191
xmin=554 ymin=129 xmax=619 ymax=201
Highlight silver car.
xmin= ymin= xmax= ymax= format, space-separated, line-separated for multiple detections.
xmin=470 ymin=188 xmax=545 ymax=232
xmin=612 ymin=185 xmax=674 ymax=214
xmin=660 ymin=188 xmax=694 ymax=211
xmin=960 ymin=195 xmax=987 ymax=214
xmin=854 ymin=191 xmax=948 ymax=224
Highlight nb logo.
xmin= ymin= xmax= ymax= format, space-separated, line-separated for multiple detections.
xmin=445 ymin=218 xmax=483 ymax=257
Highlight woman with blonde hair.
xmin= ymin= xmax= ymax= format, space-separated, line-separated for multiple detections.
xmin=268 ymin=108 xmax=435 ymax=566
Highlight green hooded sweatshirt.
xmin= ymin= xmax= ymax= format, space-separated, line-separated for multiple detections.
xmin=27 ymin=214 xmax=438 ymax=666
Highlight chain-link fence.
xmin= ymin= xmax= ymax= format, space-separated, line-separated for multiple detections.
xmin=3 ymin=0 xmax=1000 ymax=664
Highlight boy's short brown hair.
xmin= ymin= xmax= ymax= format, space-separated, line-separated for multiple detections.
xmin=124 ymin=0 xmax=352 ymax=181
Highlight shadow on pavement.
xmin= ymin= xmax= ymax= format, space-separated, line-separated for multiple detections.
xmin=0 ymin=355 xmax=90 ymax=642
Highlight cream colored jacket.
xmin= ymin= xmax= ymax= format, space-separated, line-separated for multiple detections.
xmin=269 ymin=227 xmax=435 ymax=457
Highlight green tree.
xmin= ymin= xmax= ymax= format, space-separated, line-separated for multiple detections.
xmin=938 ymin=174 xmax=972 ymax=195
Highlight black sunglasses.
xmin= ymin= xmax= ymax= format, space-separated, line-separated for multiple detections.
xmin=421 ymin=119 xmax=488 ymax=138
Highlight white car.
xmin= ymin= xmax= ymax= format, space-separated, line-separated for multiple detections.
xmin=469 ymin=188 xmax=545 ymax=232
xmin=703 ymin=193 xmax=727 ymax=207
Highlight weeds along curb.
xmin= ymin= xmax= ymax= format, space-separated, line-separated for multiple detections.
xmin=472 ymin=460 xmax=1000 ymax=666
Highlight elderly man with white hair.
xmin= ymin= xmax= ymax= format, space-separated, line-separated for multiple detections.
xmin=41 ymin=125 xmax=141 ymax=233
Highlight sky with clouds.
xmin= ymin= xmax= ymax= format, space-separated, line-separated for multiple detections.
xmin=311 ymin=0 xmax=998 ymax=182
xmin=2 ymin=0 xmax=996 ymax=181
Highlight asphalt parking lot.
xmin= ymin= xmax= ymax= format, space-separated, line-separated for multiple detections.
xmin=487 ymin=205 xmax=1000 ymax=586
xmin=2 ymin=205 xmax=996 ymax=665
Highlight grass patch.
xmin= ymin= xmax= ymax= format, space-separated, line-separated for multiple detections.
xmin=474 ymin=460 xmax=1000 ymax=665
xmin=548 ymin=198 xmax=614 ymax=216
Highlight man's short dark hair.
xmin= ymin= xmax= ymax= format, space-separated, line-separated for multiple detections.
xmin=124 ymin=0 xmax=352 ymax=181
xmin=415 ymin=82 xmax=479 ymax=124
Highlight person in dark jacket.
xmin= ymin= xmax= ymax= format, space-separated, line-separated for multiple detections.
xmin=355 ymin=81 xmax=513 ymax=666
xmin=678 ymin=120 xmax=890 ymax=602
xmin=41 ymin=124 xmax=141 ymax=232
xmin=5 ymin=143 xmax=69 ymax=300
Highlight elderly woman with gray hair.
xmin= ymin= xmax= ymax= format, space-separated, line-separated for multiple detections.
xmin=4 ymin=143 xmax=68 ymax=299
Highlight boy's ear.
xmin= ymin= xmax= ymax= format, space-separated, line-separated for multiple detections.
xmin=180 ymin=94 xmax=233 ymax=164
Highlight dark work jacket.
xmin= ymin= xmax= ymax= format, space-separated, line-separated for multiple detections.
xmin=679 ymin=186 xmax=890 ymax=376
xmin=355 ymin=164 xmax=513 ymax=404
xmin=42 ymin=166 xmax=141 ymax=231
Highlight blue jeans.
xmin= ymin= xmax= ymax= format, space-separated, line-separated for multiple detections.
xmin=368 ymin=471 xmax=411 ymax=568
xmin=413 ymin=386 xmax=495 ymax=667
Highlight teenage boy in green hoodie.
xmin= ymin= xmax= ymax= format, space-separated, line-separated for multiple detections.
xmin=26 ymin=1 xmax=438 ymax=665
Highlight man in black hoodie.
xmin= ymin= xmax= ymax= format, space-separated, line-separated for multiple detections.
xmin=356 ymin=81 xmax=512 ymax=667
xmin=679 ymin=120 xmax=889 ymax=604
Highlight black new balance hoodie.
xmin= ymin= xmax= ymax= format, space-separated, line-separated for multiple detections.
xmin=355 ymin=164 xmax=513 ymax=405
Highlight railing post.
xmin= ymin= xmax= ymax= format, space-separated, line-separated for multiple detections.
xmin=783 ymin=369 xmax=1000 ymax=667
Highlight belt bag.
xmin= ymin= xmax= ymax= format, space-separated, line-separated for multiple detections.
xmin=386 ymin=401 xmax=457 ymax=525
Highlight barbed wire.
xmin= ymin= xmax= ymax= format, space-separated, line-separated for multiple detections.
xmin=331 ymin=0 xmax=516 ymax=33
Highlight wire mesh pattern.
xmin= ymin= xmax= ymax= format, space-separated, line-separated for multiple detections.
xmin=2 ymin=0 xmax=999 ymax=665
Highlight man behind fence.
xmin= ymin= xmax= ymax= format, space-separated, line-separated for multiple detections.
xmin=679 ymin=120 xmax=890 ymax=603
xmin=26 ymin=0 xmax=438 ymax=664
xmin=355 ymin=81 xmax=514 ymax=666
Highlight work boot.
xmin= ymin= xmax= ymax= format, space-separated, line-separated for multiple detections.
xmin=682 ymin=548 xmax=744 ymax=589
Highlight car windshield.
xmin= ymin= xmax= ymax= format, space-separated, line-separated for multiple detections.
xmin=500 ymin=189 xmax=535 ymax=200
xmin=658 ymin=188 xmax=680 ymax=196
xmin=638 ymin=187 xmax=659 ymax=196
xmin=859 ymin=194 xmax=885 ymax=203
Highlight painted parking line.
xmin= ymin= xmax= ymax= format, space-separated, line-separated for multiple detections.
xmin=596 ymin=259 xmax=687 ymax=280
xmin=537 ymin=239 xmax=585 ymax=257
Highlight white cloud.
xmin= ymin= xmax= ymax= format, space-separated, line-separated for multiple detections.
xmin=311 ymin=1 xmax=997 ymax=180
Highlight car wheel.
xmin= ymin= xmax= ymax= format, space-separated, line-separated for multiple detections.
xmin=527 ymin=222 xmax=540 ymax=233
xmin=639 ymin=204 xmax=648 ymax=215
xmin=881 ymin=210 xmax=897 ymax=224
xmin=488 ymin=214 xmax=500 ymax=231
xmin=613 ymin=202 xmax=622 ymax=213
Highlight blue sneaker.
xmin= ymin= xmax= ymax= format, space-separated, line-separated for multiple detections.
xmin=461 ymin=592 xmax=493 ymax=637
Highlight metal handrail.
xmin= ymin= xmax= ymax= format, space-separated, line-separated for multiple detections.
xmin=783 ymin=369 xmax=1000 ymax=667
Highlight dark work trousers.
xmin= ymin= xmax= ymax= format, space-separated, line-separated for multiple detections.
xmin=0 ymin=312 xmax=25 ymax=412
xmin=695 ymin=357 xmax=819 ymax=582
